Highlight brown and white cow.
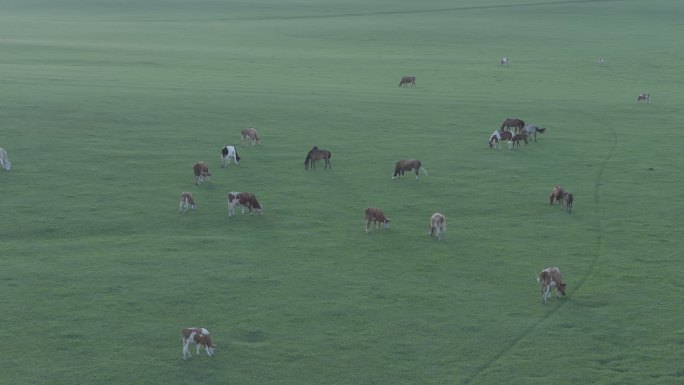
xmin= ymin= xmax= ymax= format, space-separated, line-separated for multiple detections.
xmin=538 ymin=267 xmax=567 ymax=304
xmin=364 ymin=207 xmax=390 ymax=233
xmin=428 ymin=212 xmax=447 ymax=241
xmin=392 ymin=159 xmax=428 ymax=180
xmin=181 ymin=327 xmax=215 ymax=360
xmin=636 ymin=92 xmax=651 ymax=103
xmin=227 ymin=191 xmax=263 ymax=217
xmin=549 ymin=185 xmax=565 ymax=207
xmin=179 ymin=192 xmax=197 ymax=213
xmin=193 ymin=162 xmax=211 ymax=185
xmin=241 ymin=127 xmax=261 ymax=145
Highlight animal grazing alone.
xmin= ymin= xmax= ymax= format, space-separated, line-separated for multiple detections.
xmin=549 ymin=185 xmax=565 ymax=207
xmin=564 ymin=192 xmax=574 ymax=213
xmin=598 ymin=58 xmax=605 ymax=66
xmin=0 ymin=148 xmax=10 ymax=171
xmin=538 ymin=267 xmax=567 ymax=304
xmin=220 ymin=145 xmax=241 ymax=167
xmin=399 ymin=76 xmax=416 ymax=87
xmin=181 ymin=327 xmax=215 ymax=360
xmin=488 ymin=130 xmax=513 ymax=149
xmin=304 ymin=146 xmax=332 ymax=170
xmin=500 ymin=57 xmax=509 ymax=66
xmin=392 ymin=159 xmax=428 ymax=180
xmin=227 ymin=191 xmax=263 ymax=217
xmin=241 ymin=127 xmax=261 ymax=145
xmin=520 ymin=125 xmax=547 ymax=142
xmin=510 ymin=132 xmax=529 ymax=148
xmin=179 ymin=192 xmax=197 ymax=213
xmin=636 ymin=92 xmax=651 ymax=103
xmin=364 ymin=207 xmax=390 ymax=233
xmin=193 ymin=162 xmax=211 ymax=185
xmin=500 ymin=118 xmax=525 ymax=132
xmin=428 ymin=212 xmax=447 ymax=241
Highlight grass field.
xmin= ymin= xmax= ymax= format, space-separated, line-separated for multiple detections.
xmin=2 ymin=0 xmax=684 ymax=384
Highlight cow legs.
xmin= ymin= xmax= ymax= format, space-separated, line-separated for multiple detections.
xmin=182 ymin=341 xmax=191 ymax=359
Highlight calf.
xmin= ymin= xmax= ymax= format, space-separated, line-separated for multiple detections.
xmin=179 ymin=192 xmax=197 ymax=213
xmin=549 ymin=185 xmax=565 ymax=207
xmin=428 ymin=212 xmax=447 ymax=241
xmin=0 ymin=147 xmax=10 ymax=171
xmin=193 ymin=162 xmax=211 ymax=185
xmin=364 ymin=207 xmax=390 ymax=233
xmin=538 ymin=267 xmax=567 ymax=304
xmin=227 ymin=191 xmax=263 ymax=217
xmin=392 ymin=159 xmax=428 ymax=180
xmin=241 ymin=127 xmax=261 ymax=145
xmin=220 ymin=145 xmax=241 ymax=167
xmin=564 ymin=191 xmax=574 ymax=213
xmin=181 ymin=327 xmax=215 ymax=360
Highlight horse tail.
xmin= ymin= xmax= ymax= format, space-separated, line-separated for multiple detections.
xmin=304 ymin=153 xmax=311 ymax=168
xmin=327 ymin=151 xmax=332 ymax=159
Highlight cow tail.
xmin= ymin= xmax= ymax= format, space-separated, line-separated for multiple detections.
xmin=420 ymin=167 xmax=429 ymax=176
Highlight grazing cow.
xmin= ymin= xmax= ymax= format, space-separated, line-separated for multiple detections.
xmin=399 ymin=76 xmax=416 ymax=87
xmin=500 ymin=118 xmax=525 ymax=132
xmin=181 ymin=327 xmax=215 ymax=360
xmin=179 ymin=192 xmax=197 ymax=213
xmin=636 ymin=92 xmax=651 ymax=103
xmin=241 ymin=127 xmax=261 ymax=145
xmin=0 ymin=148 xmax=10 ymax=171
xmin=488 ymin=130 xmax=513 ymax=149
xmin=428 ymin=212 xmax=447 ymax=241
xmin=564 ymin=192 xmax=574 ymax=214
xmin=392 ymin=159 xmax=428 ymax=180
xmin=500 ymin=57 xmax=509 ymax=66
xmin=364 ymin=207 xmax=390 ymax=233
xmin=227 ymin=191 xmax=263 ymax=217
xmin=193 ymin=162 xmax=211 ymax=185
xmin=549 ymin=185 xmax=565 ymax=207
xmin=510 ymin=132 xmax=529 ymax=148
xmin=538 ymin=267 xmax=567 ymax=304
xmin=220 ymin=145 xmax=241 ymax=167
xmin=598 ymin=58 xmax=605 ymax=66
xmin=520 ymin=125 xmax=547 ymax=142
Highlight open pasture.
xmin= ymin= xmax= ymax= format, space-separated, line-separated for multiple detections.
xmin=1 ymin=0 xmax=683 ymax=384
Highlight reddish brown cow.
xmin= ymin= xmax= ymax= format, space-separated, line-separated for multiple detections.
xmin=549 ymin=185 xmax=565 ymax=207
xmin=227 ymin=191 xmax=263 ymax=217
xmin=193 ymin=162 xmax=211 ymax=185
xmin=365 ymin=207 xmax=390 ymax=233
xmin=181 ymin=327 xmax=215 ymax=360
xmin=538 ymin=267 xmax=567 ymax=304
xmin=179 ymin=192 xmax=197 ymax=213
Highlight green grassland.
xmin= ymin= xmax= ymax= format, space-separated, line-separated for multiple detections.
xmin=1 ymin=0 xmax=683 ymax=384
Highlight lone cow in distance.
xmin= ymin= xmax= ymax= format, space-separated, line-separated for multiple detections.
xmin=399 ymin=76 xmax=416 ymax=87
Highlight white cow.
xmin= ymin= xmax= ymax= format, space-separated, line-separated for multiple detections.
xmin=500 ymin=57 xmax=509 ymax=66
xmin=220 ymin=145 xmax=241 ymax=167
xmin=0 ymin=148 xmax=11 ymax=171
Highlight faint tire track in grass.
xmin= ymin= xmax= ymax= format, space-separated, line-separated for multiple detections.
xmin=462 ymin=112 xmax=617 ymax=384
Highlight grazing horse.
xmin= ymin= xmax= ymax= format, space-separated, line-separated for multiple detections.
xmin=500 ymin=57 xmax=509 ymax=66
xmin=510 ymin=133 xmax=529 ymax=148
xmin=428 ymin=213 xmax=447 ymax=241
xmin=0 ymin=148 xmax=10 ymax=171
xmin=304 ymin=146 xmax=332 ymax=170
xmin=520 ymin=125 xmax=547 ymax=142
xmin=488 ymin=130 xmax=513 ymax=149
xmin=564 ymin=192 xmax=574 ymax=213
xmin=636 ymin=92 xmax=651 ymax=103
xmin=240 ymin=127 xmax=260 ymax=145
xmin=392 ymin=159 xmax=428 ymax=180
xmin=500 ymin=118 xmax=525 ymax=132
xmin=549 ymin=185 xmax=565 ymax=207
xmin=399 ymin=76 xmax=416 ymax=87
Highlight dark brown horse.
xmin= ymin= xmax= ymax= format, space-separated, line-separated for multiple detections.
xmin=399 ymin=76 xmax=416 ymax=87
xmin=500 ymin=118 xmax=525 ymax=132
xmin=510 ymin=133 xmax=529 ymax=148
xmin=564 ymin=192 xmax=574 ymax=213
xmin=304 ymin=146 xmax=332 ymax=170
